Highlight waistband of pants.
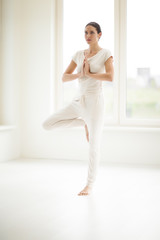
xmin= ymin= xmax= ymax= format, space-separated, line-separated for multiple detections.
xmin=76 ymin=90 xmax=103 ymax=106
xmin=79 ymin=90 xmax=103 ymax=96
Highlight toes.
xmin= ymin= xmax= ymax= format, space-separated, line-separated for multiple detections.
xmin=78 ymin=191 xmax=89 ymax=196
xmin=78 ymin=185 xmax=92 ymax=196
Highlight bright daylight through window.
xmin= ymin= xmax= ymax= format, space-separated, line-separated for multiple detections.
xmin=63 ymin=0 xmax=114 ymax=120
xmin=127 ymin=0 xmax=160 ymax=119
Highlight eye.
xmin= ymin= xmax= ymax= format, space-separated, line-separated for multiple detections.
xmin=85 ymin=31 xmax=88 ymax=34
xmin=90 ymin=31 xmax=95 ymax=34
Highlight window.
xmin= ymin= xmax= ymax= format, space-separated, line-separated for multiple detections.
xmin=126 ymin=0 xmax=160 ymax=120
xmin=55 ymin=0 xmax=160 ymax=127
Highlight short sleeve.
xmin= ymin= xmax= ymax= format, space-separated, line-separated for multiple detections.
xmin=104 ymin=49 xmax=113 ymax=62
xmin=72 ymin=51 xmax=78 ymax=64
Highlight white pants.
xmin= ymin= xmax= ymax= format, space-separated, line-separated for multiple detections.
xmin=42 ymin=92 xmax=105 ymax=187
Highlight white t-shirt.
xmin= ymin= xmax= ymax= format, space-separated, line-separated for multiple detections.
xmin=72 ymin=48 xmax=113 ymax=96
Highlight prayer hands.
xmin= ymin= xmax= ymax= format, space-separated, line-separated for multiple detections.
xmin=79 ymin=55 xmax=90 ymax=78
xmin=84 ymin=56 xmax=90 ymax=75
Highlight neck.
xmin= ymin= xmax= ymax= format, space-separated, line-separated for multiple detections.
xmin=88 ymin=43 xmax=101 ymax=53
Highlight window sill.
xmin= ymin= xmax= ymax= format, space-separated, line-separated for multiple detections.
xmin=103 ymin=126 xmax=160 ymax=132
xmin=0 ymin=125 xmax=16 ymax=132
xmin=64 ymin=125 xmax=160 ymax=133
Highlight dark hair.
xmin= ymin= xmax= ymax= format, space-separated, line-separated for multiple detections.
xmin=85 ymin=22 xmax=102 ymax=34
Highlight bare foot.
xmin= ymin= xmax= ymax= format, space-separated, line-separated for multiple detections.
xmin=85 ymin=124 xmax=89 ymax=142
xmin=78 ymin=185 xmax=92 ymax=196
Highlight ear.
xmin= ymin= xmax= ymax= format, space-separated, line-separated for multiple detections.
xmin=98 ymin=32 xmax=102 ymax=39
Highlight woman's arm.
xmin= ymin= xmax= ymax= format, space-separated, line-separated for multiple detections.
xmin=84 ymin=56 xmax=114 ymax=82
xmin=62 ymin=60 xmax=81 ymax=82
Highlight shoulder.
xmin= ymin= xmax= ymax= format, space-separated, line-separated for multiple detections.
xmin=101 ymin=48 xmax=112 ymax=56
xmin=101 ymin=48 xmax=113 ymax=62
xmin=72 ymin=50 xmax=84 ymax=63
xmin=72 ymin=50 xmax=84 ymax=57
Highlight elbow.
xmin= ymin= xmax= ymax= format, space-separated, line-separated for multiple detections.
xmin=62 ymin=74 xmax=66 ymax=82
xmin=109 ymin=72 xmax=114 ymax=82
xmin=110 ymin=75 xmax=114 ymax=82
xmin=106 ymin=73 xmax=113 ymax=82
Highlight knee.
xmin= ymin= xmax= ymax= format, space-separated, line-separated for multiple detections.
xmin=42 ymin=121 xmax=51 ymax=130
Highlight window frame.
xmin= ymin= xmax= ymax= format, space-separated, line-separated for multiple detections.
xmin=52 ymin=0 xmax=160 ymax=128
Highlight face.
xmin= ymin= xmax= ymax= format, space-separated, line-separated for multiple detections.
xmin=85 ymin=25 xmax=102 ymax=45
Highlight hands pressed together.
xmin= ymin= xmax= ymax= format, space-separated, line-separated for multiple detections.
xmin=78 ymin=55 xmax=91 ymax=78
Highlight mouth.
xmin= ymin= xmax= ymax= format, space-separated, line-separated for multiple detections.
xmin=87 ymin=39 xmax=91 ymax=42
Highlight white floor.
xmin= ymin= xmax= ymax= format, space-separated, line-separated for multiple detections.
xmin=0 ymin=158 xmax=160 ymax=240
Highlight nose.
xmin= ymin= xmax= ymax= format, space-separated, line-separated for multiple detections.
xmin=85 ymin=33 xmax=91 ymax=38
xmin=87 ymin=33 xmax=91 ymax=38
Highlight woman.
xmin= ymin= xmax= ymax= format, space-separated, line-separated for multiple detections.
xmin=43 ymin=22 xmax=114 ymax=196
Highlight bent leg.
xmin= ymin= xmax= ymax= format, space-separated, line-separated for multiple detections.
xmin=42 ymin=101 xmax=85 ymax=130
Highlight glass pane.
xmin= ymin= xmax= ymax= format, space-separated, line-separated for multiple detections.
xmin=63 ymin=0 xmax=114 ymax=119
xmin=127 ymin=0 xmax=160 ymax=119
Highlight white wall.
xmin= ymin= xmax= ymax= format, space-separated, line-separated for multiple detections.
xmin=101 ymin=127 xmax=160 ymax=165
xmin=20 ymin=0 xmax=55 ymax=157
xmin=0 ymin=0 xmax=2 ymax=123
xmin=1 ymin=0 xmax=160 ymax=164
xmin=0 ymin=0 xmax=22 ymax=160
